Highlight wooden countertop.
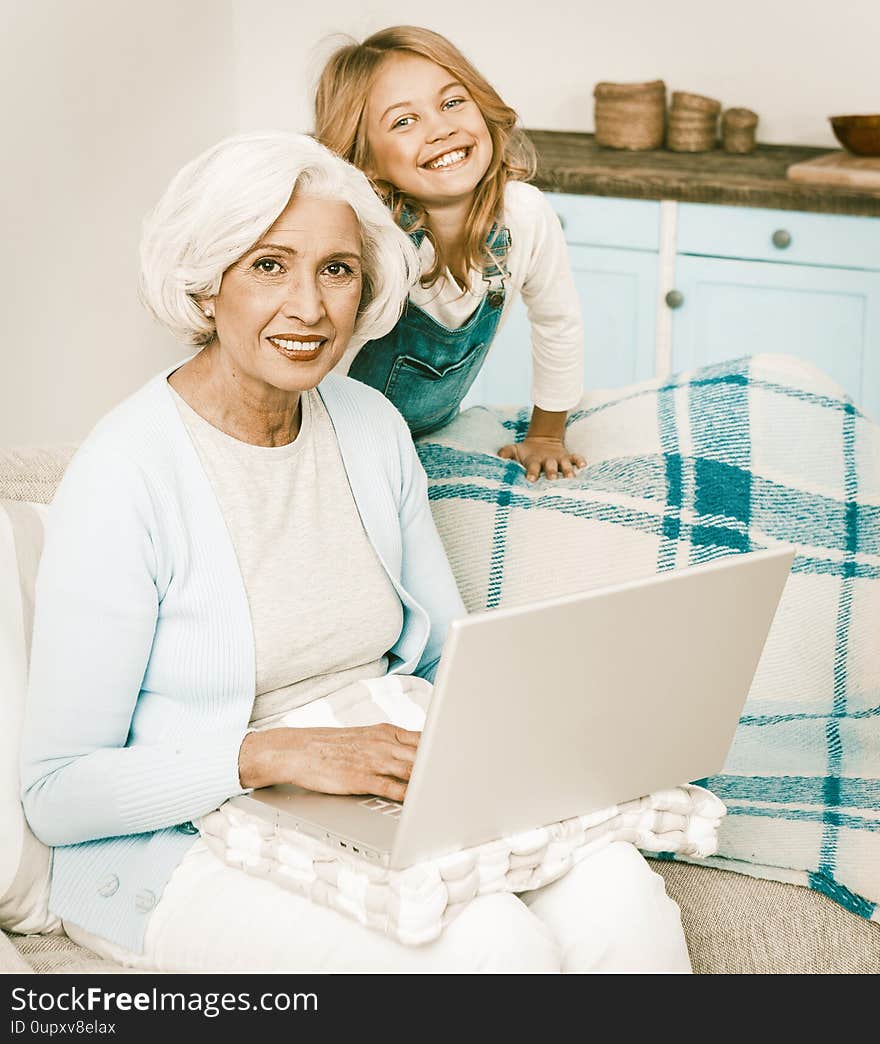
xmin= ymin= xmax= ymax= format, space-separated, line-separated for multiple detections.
xmin=526 ymin=130 xmax=880 ymax=217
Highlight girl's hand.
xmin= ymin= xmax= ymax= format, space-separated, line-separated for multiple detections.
xmin=239 ymin=724 xmax=420 ymax=803
xmin=498 ymin=437 xmax=586 ymax=482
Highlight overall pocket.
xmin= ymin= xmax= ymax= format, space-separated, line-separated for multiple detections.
xmin=384 ymin=341 xmax=489 ymax=436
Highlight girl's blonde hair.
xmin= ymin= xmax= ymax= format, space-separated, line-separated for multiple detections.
xmin=314 ymin=25 xmax=536 ymax=286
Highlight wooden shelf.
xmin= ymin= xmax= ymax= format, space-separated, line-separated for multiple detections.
xmin=526 ymin=131 xmax=880 ymax=217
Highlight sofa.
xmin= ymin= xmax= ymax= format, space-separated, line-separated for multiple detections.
xmin=3 ymin=355 xmax=879 ymax=974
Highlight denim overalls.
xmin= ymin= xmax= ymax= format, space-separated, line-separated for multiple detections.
xmin=348 ymin=222 xmax=511 ymax=437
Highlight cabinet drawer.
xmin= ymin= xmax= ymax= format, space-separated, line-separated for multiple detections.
xmin=677 ymin=203 xmax=880 ymax=271
xmin=545 ymin=192 xmax=661 ymax=251
xmin=671 ymin=254 xmax=880 ymax=419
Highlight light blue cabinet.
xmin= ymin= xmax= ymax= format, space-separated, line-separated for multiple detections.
xmin=468 ymin=244 xmax=658 ymax=407
xmin=676 ymin=202 xmax=880 ymax=271
xmin=466 ymin=193 xmax=660 ymax=408
xmin=673 ymin=202 xmax=880 ymax=419
xmin=671 ymin=254 xmax=880 ymax=417
xmin=468 ymin=191 xmax=880 ymax=421
xmin=570 ymin=245 xmax=658 ymax=388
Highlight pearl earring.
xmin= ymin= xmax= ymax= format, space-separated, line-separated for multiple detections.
xmin=203 ymin=304 xmax=214 ymax=319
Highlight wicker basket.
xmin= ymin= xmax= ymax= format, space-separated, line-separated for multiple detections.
xmin=668 ymin=111 xmax=716 ymax=130
xmin=670 ymin=91 xmax=722 ymax=115
xmin=594 ymin=80 xmax=666 ymax=150
xmin=722 ymin=108 xmax=759 ymax=154
xmin=667 ymin=90 xmax=720 ymax=152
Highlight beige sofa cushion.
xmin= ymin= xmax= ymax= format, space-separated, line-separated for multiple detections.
xmin=5 ymin=930 xmax=134 ymax=975
xmin=656 ymin=861 xmax=880 ymax=974
xmin=0 ymin=446 xmax=76 ymax=505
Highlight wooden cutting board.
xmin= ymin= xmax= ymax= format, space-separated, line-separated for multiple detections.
xmin=786 ymin=150 xmax=880 ymax=190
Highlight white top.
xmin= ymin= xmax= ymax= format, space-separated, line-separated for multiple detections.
xmin=171 ymin=386 xmax=404 ymax=727
xmin=338 ymin=181 xmax=584 ymax=413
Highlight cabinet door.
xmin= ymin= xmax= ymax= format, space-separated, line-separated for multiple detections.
xmin=464 ymin=244 xmax=658 ymax=408
xmin=671 ymin=254 xmax=880 ymax=419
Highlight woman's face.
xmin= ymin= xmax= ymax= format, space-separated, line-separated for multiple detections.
xmin=209 ymin=193 xmax=363 ymax=397
xmin=364 ymin=52 xmax=493 ymax=209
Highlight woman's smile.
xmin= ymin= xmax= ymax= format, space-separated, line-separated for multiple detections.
xmin=266 ymin=334 xmax=328 ymax=361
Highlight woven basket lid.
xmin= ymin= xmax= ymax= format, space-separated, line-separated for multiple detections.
xmin=671 ymin=91 xmax=722 ymax=114
xmin=594 ymin=79 xmax=666 ymax=100
xmin=723 ymin=107 xmax=759 ymax=128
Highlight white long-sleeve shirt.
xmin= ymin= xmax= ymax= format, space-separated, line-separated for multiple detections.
xmin=338 ymin=181 xmax=584 ymax=413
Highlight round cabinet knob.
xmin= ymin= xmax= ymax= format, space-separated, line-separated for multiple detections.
xmin=772 ymin=229 xmax=792 ymax=249
xmin=665 ymin=289 xmax=685 ymax=309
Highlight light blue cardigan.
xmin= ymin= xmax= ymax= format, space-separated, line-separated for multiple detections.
xmin=20 ymin=367 xmax=465 ymax=953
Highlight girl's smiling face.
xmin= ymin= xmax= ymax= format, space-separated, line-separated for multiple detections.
xmin=363 ymin=51 xmax=493 ymax=208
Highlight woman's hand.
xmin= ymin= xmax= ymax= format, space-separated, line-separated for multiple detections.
xmin=498 ymin=437 xmax=586 ymax=482
xmin=239 ymin=724 xmax=420 ymax=803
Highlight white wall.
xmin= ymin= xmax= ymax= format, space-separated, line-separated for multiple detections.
xmin=3 ymin=0 xmax=878 ymax=446
xmin=232 ymin=0 xmax=880 ymax=146
xmin=0 ymin=0 xmax=236 ymax=446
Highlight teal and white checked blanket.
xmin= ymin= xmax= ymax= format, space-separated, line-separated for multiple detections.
xmin=418 ymin=354 xmax=880 ymax=922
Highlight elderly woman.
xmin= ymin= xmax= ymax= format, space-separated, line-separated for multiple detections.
xmin=20 ymin=131 xmax=691 ymax=973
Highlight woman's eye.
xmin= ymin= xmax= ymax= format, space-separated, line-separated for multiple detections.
xmin=322 ymin=261 xmax=357 ymax=281
xmin=392 ymin=116 xmax=415 ymax=130
xmin=442 ymin=97 xmax=466 ymax=111
xmin=253 ymin=258 xmax=283 ymax=275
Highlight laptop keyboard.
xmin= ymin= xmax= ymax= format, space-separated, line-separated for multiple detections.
xmin=359 ymin=796 xmax=403 ymax=818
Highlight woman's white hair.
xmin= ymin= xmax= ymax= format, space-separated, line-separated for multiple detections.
xmin=139 ymin=130 xmax=420 ymax=346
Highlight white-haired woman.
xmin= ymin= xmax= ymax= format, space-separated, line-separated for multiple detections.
xmin=21 ymin=132 xmax=691 ymax=974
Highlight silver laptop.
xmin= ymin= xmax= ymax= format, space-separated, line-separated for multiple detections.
xmin=232 ymin=545 xmax=794 ymax=868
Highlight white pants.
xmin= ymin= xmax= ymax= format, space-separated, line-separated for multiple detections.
xmin=65 ymin=839 xmax=692 ymax=974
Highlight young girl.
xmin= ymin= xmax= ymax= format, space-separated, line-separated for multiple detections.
xmin=314 ymin=26 xmax=586 ymax=482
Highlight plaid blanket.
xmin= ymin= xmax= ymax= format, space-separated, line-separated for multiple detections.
xmin=417 ymin=353 xmax=880 ymax=922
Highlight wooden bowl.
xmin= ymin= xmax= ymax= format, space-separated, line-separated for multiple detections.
xmin=830 ymin=115 xmax=880 ymax=156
